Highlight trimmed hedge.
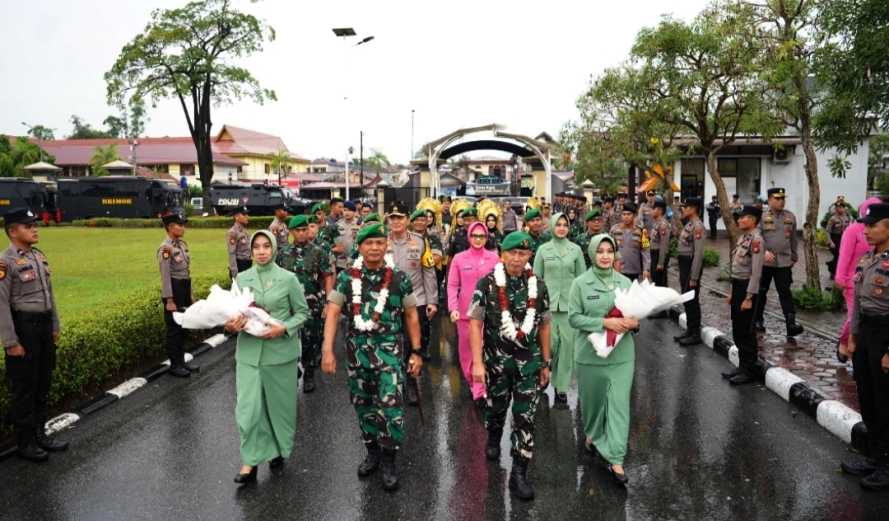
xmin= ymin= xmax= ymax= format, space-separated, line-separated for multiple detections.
xmin=0 ymin=274 xmax=228 ymax=431
xmin=703 ymin=248 xmax=720 ymax=267
xmin=72 ymin=216 xmax=275 ymax=229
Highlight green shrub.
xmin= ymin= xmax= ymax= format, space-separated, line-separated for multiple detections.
xmin=815 ymin=228 xmax=829 ymax=248
xmin=703 ymin=248 xmax=720 ymax=267
xmin=792 ymin=286 xmax=843 ymax=312
xmin=0 ymin=274 xmax=228 ymax=433
xmin=71 ymin=216 xmax=275 ymax=229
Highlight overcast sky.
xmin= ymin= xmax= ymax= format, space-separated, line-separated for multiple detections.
xmin=1 ymin=0 xmax=709 ymax=164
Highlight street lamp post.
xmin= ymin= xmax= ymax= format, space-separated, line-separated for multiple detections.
xmin=346 ymin=146 xmax=354 ymax=200
xmin=359 ymin=130 xmax=364 ymax=198
xmin=410 ymin=109 xmax=415 ymax=163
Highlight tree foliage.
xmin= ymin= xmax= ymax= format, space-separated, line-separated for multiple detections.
xmin=0 ymin=136 xmax=55 ymax=177
xmin=105 ymin=0 xmax=276 ymax=206
xmin=22 ymin=124 xmax=55 ymax=141
xmin=90 ymin=144 xmax=121 ymax=177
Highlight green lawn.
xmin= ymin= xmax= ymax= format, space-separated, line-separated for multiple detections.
xmin=33 ymin=227 xmax=233 ymax=319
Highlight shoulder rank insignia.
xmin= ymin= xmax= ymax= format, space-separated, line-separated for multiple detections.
xmin=0 ymin=261 xmax=6 ymax=280
xmin=752 ymin=239 xmax=761 ymax=254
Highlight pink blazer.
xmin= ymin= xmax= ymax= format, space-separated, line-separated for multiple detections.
xmin=835 ymin=197 xmax=882 ymax=288
xmin=448 ymin=224 xmax=500 ymax=319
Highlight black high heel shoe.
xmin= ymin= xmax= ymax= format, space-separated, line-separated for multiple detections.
xmin=234 ymin=466 xmax=257 ymax=484
xmin=836 ymin=341 xmax=849 ymax=363
xmin=607 ymin=464 xmax=629 ymax=486
xmin=269 ymin=456 xmax=284 ymax=470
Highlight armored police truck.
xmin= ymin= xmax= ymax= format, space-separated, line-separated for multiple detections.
xmin=209 ymin=183 xmax=298 ymax=215
xmin=57 ymin=176 xmax=181 ymax=221
xmin=0 ymin=178 xmax=53 ymax=220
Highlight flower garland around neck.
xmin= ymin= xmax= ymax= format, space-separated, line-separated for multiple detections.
xmin=350 ymin=253 xmax=395 ymax=332
xmin=494 ymin=262 xmax=537 ymax=343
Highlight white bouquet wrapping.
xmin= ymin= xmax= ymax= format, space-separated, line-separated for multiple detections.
xmin=172 ymin=281 xmax=283 ymax=337
xmin=588 ymin=279 xmax=695 ymax=358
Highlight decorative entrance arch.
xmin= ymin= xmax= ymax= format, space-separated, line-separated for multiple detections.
xmin=419 ymin=124 xmax=554 ymax=200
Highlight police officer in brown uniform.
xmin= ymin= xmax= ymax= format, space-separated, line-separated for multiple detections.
xmin=842 ymin=203 xmax=889 ymax=490
xmin=754 ymin=188 xmax=804 ymax=339
xmin=0 ymin=208 xmax=68 ymax=461
xmin=826 ymin=202 xmax=853 ymax=280
xmin=610 ymin=201 xmax=651 ymax=282
xmin=159 ymin=209 xmax=198 ymax=378
xmin=722 ymin=205 xmax=765 ymax=385
xmin=650 ymin=199 xmax=671 ymax=288
xmin=674 ymin=197 xmax=706 ymax=346
xmin=227 ymin=206 xmax=251 ymax=279
xmin=268 ymin=203 xmax=290 ymax=253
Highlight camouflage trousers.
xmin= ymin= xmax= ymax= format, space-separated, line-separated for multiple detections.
xmin=300 ymin=309 xmax=323 ymax=369
xmin=484 ymin=348 xmax=543 ymax=460
xmin=346 ymin=340 xmax=406 ymax=451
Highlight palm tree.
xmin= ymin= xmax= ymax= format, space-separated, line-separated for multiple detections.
xmin=269 ymin=148 xmax=291 ymax=185
xmin=90 ymin=144 xmax=120 ymax=176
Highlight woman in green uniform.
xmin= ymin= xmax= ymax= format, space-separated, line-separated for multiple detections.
xmin=568 ymin=233 xmax=638 ymax=486
xmin=225 ymin=230 xmax=309 ymax=485
xmin=533 ymin=212 xmax=586 ymax=409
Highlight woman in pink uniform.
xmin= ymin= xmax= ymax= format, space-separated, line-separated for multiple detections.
xmin=835 ymin=197 xmax=883 ymax=361
xmin=448 ymin=221 xmax=500 ymax=404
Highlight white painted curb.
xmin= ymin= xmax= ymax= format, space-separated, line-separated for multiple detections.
xmin=816 ymin=400 xmax=862 ymax=444
xmin=106 ymin=378 xmax=147 ymax=399
xmin=764 ymin=367 xmax=804 ymax=402
xmin=45 ymin=413 xmax=80 ymax=436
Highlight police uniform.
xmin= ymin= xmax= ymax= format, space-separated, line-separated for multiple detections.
xmin=675 ymin=198 xmax=706 ymax=345
xmin=754 ymin=188 xmax=803 ymax=337
xmin=158 ymin=210 xmax=196 ymax=377
xmin=650 ymin=202 xmax=671 ymax=287
xmin=468 ymin=231 xmax=551 ymax=500
xmin=326 ymin=223 xmax=420 ymax=492
xmin=826 ymin=209 xmax=853 ymax=279
xmin=610 ymin=202 xmax=651 ymax=281
xmin=638 ymin=196 xmax=656 ymax=234
xmin=846 ymin=203 xmax=889 ymax=489
xmin=277 ymin=215 xmax=333 ymax=393
xmin=227 ymin=207 xmax=251 ymax=278
xmin=387 ymin=203 xmax=438 ymax=368
xmin=723 ymin=206 xmax=765 ymax=385
xmin=706 ymin=198 xmax=721 ymax=240
xmin=0 ymin=208 xmax=67 ymax=460
xmin=268 ymin=208 xmax=290 ymax=252
xmin=334 ymin=217 xmax=360 ymax=271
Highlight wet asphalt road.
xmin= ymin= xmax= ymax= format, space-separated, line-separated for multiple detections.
xmin=2 ymin=317 xmax=889 ymax=521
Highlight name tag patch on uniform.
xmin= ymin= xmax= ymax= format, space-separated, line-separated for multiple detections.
xmin=18 ymin=269 xmax=36 ymax=282
xmin=15 ymin=258 xmax=27 ymax=265
xmin=586 ymin=295 xmax=600 ymax=300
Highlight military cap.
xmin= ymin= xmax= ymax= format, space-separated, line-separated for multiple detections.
xmin=524 ymin=207 xmax=542 ymax=221
xmin=463 ymin=207 xmax=478 ymax=217
xmin=288 ymin=215 xmax=308 ymax=229
xmin=585 ymin=208 xmax=602 ymax=221
xmin=307 ymin=215 xmax=318 ymax=224
xmin=3 ymin=208 xmax=38 ymax=226
xmin=343 ymin=200 xmax=357 ymax=211
xmin=621 ymin=202 xmax=637 ymax=214
xmin=859 ymin=203 xmax=889 ymax=225
xmin=767 ymin=187 xmax=786 ymax=198
xmin=363 ymin=212 xmax=381 ymax=224
xmin=681 ymin=197 xmax=703 ymax=210
xmin=161 ymin=209 xmax=188 ymax=225
xmin=739 ymin=205 xmax=762 ymax=221
xmin=501 ymin=231 xmax=533 ymax=251
xmin=409 ymin=208 xmax=426 ymax=222
xmin=387 ymin=201 xmax=408 ymax=217
xmin=356 ymin=223 xmax=387 ymax=245
xmin=231 ymin=206 xmax=249 ymax=216
xmin=310 ymin=202 xmax=326 ymax=214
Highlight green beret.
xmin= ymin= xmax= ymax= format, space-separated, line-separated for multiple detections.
xmin=363 ymin=212 xmax=381 ymax=224
xmin=460 ymin=207 xmax=478 ymax=218
xmin=585 ymin=208 xmax=602 ymax=221
xmin=307 ymin=215 xmax=318 ymax=224
xmin=310 ymin=202 xmax=327 ymax=214
xmin=355 ymin=223 xmax=386 ymax=245
xmin=501 ymin=231 xmax=533 ymax=251
xmin=409 ymin=209 xmax=426 ymax=222
xmin=288 ymin=215 xmax=308 ymax=229
xmin=525 ymin=208 xmax=541 ymax=221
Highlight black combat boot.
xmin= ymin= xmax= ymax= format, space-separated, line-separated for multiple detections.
xmin=785 ymin=314 xmax=804 ymax=338
xmin=841 ymin=454 xmax=878 ymax=476
xmin=16 ymin=430 xmax=48 ymax=463
xmin=380 ymin=449 xmax=399 ymax=491
xmin=673 ymin=330 xmax=692 ymax=342
xmin=508 ymin=456 xmax=535 ymax=500
xmin=678 ymin=329 xmax=702 ymax=346
xmin=405 ymin=380 xmax=419 ymax=406
xmin=303 ymin=365 xmax=316 ymax=393
xmin=357 ymin=443 xmax=381 ymax=477
xmin=485 ymin=429 xmax=502 ymax=461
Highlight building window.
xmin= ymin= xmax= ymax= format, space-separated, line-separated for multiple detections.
xmin=181 ymin=164 xmax=195 ymax=176
xmin=681 ymin=158 xmax=705 ymax=200
xmin=264 ymin=163 xmax=270 ymax=174
xmin=717 ymin=158 xmax=761 ymax=203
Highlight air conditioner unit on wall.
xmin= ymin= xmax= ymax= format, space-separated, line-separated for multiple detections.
xmin=773 ymin=146 xmax=794 ymax=164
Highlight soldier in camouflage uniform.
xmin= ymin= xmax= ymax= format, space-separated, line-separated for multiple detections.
xmin=469 ymin=231 xmax=552 ymax=501
xmin=277 ymin=215 xmax=334 ymax=393
xmin=312 ymin=203 xmax=340 ymax=261
xmin=308 ymin=215 xmax=337 ymax=275
xmin=523 ymin=208 xmax=550 ymax=266
xmin=322 ymin=223 xmax=423 ymax=492
xmin=575 ymin=208 xmax=606 ymax=267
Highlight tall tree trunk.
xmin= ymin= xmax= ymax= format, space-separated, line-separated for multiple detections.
xmin=705 ymin=150 xmax=740 ymax=248
xmin=796 ymin=73 xmax=821 ymax=291
xmin=191 ymin=106 xmax=214 ymax=212
xmin=627 ymin=164 xmax=636 ymax=200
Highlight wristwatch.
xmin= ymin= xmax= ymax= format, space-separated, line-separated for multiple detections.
xmin=543 ymin=359 xmax=552 ymax=370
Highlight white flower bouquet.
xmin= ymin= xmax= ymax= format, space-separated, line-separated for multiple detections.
xmin=173 ymin=281 xmax=283 ymax=337
xmin=588 ymin=279 xmax=694 ymax=358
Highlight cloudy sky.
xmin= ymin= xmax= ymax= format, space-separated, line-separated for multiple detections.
xmin=1 ymin=0 xmax=709 ymax=164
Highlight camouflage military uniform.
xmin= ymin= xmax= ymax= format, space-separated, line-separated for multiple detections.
xmin=526 ymin=230 xmax=550 ymax=265
xmin=468 ymin=271 xmax=551 ymax=460
xmin=328 ymin=265 xmax=416 ymax=451
xmin=277 ymin=240 xmax=332 ymax=371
